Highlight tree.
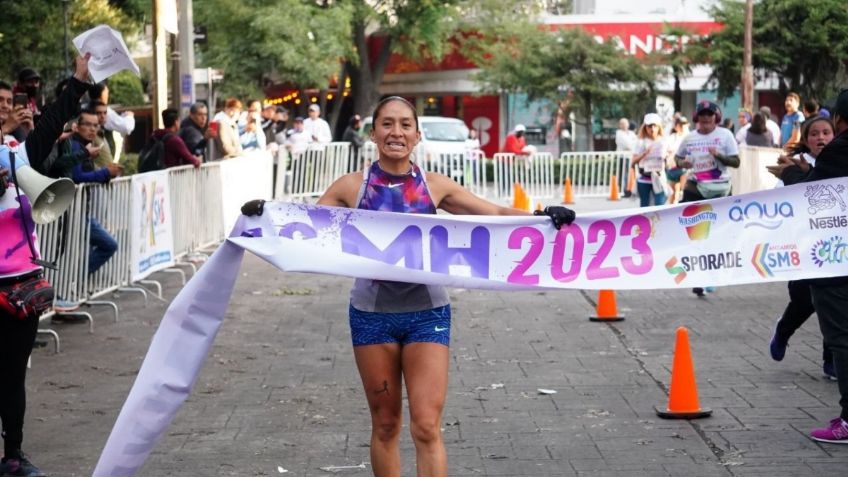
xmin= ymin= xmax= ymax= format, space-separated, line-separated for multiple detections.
xmin=471 ymin=25 xmax=657 ymax=151
xmin=343 ymin=1 xmax=464 ymax=117
xmin=650 ymin=24 xmax=699 ymax=113
xmin=0 ymin=0 xmax=139 ymax=86
xmin=696 ymin=0 xmax=848 ymax=101
xmin=194 ymin=0 xmax=352 ymax=99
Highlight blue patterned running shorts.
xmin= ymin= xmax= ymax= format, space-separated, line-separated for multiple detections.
xmin=349 ymin=304 xmax=451 ymax=347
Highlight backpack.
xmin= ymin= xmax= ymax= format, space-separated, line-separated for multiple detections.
xmin=137 ymin=133 xmax=173 ymax=173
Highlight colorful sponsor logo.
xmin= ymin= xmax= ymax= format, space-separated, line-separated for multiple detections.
xmin=806 ymin=184 xmax=846 ymax=215
xmin=678 ymin=204 xmax=716 ymax=240
xmin=665 ymin=256 xmax=686 ymax=284
xmin=728 ymin=200 xmax=794 ymax=230
xmin=751 ymin=243 xmax=801 ymax=278
xmin=811 ymin=236 xmax=847 ymax=268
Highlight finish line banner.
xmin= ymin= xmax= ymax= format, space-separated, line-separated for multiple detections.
xmin=93 ymin=178 xmax=847 ymax=476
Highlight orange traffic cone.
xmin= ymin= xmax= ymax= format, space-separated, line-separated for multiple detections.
xmin=512 ymin=182 xmax=523 ymax=209
xmin=608 ymin=175 xmax=620 ymax=201
xmin=626 ymin=169 xmax=636 ymax=196
xmin=655 ymin=327 xmax=712 ymax=419
xmin=562 ymin=177 xmax=574 ymax=204
xmin=535 ymin=201 xmax=543 ymax=212
xmin=589 ymin=289 xmax=625 ymax=322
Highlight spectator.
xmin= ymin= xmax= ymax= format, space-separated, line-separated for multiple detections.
xmin=615 ymin=118 xmax=637 ymax=198
xmin=778 ymin=88 xmax=848 ymax=444
xmin=13 ymin=67 xmax=41 ymax=121
xmin=735 ymin=108 xmax=752 ymax=144
xmin=239 ymin=113 xmax=266 ymax=151
xmin=303 ymin=104 xmax=332 ymax=144
xmin=465 ymin=128 xmax=481 ymax=151
xmin=286 ymin=116 xmax=310 ymax=155
xmin=341 ymin=114 xmax=364 ymax=155
xmin=260 ymin=104 xmax=277 ymax=147
xmin=152 ymin=108 xmax=201 ymax=169
xmin=53 ymin=108 xmax=122 ymax=276
xmin=90 ymin=100 xmax=114 ymax=167
xmin=720 ymin=117 xmax=735 ymax=133
xmin=803 ymin=99 xmax=820 ymax=118
xmin=674 ymin=100 xmax=739 ymax=297
xmin=742 ymin=113 xmax=775 ymax=147
xmin=213 ymin=98 xmax=242 ymax=158
xmin=178 ymin=102 xmax=214 ymax=160
xmin=0 ymin=81 xmax=33 ymax=147
xmin=630 ymin=113 xmax=670 ymax=207
xmin=502 ymin=124 xmax=535 ymax=156
xmin=780 ymin=92 xmax=805 ymax=147
xmin=89 ymin=82 xmax=135 ymax=161
xmin=0 ymin=54 xmax=92 ymax=477
xmin=270 ymin=106 xmax=289 ymax=148
xmin=759 ymin=106 xmax=782 ymax=147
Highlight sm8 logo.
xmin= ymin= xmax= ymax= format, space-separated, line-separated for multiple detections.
xmin=506 ymin=216 xmax=653 ymax=284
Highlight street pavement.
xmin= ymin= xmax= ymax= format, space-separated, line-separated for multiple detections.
xmin=23 ymin=196 xmax=848 ymax=476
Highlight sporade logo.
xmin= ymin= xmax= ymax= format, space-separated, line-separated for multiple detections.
xmin=666 ymin=252 xmax=743 ymax=283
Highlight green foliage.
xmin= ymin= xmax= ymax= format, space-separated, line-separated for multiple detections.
xmin=194 ymin=0 xmax=353 ymax=98
xmin=472 ymin=25 xmax=657 ymax=149
xmin=697 ymin=0 xmax=848 ymax=100
xmin=108 ymin=70 xmax=145 ymax=106
xmin=0 ymin=0 xmax=139 ymax=85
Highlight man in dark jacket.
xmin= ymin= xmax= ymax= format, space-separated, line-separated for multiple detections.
xmin=342 ymin=114 xmax=364 ymax=156
xmin=154 ymin=108 xmax=200 ymax=169
xmin=178 ymin=102 xmax=213 ymax=160
xmin=778 ymin=88 xmax=848 ymax=444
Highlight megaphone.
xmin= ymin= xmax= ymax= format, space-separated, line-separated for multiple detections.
xmin=1 ymin=147 xmax=75 ymax=224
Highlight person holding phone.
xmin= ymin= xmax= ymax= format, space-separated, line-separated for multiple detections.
xmin=0 ymin=84 xmax=34 ymax=145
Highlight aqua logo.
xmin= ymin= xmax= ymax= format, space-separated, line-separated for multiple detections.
xmin=811 ymin=236 xmax=847 ymax=268
xmin=728 ymin=200 xmax=794 ymax=229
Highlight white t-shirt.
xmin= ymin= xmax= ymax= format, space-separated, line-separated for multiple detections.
xmin=615 ymin=129 xmax=637 ymax=152
xmin=633 ymin=137 xmax=668 ymax=183
xmin=302 ymin=117 xmax=332 ymax=144
xmin=765 ymin=119 xmax=781 ymax=147
xmin=675 ymin=127 xmax=739 ymax=183
xmin=735 ymin=123 xmax=750 ymax=144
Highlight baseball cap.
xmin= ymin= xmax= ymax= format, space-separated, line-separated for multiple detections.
xmin=308 ymin=104 xmax=320 ymax=112
xmin=642 ymin=113 xmax=662 ymax=126
xmin=276 ymin=106 xmax=288 ymax=114
xmin=695 ymin=100 xmax=720 ymax=116
xmin=18 ymin=68 xmax=40 ymax=83
xmin=514 ymin=124 xmax=526 ymax=132
xmin=293 ymin=116 xmax=304 ymax=122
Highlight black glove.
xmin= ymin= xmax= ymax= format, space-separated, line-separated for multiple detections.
xmin=534 ymin=206 xmax=576 ymax=230
xmin=241 ymin=199 xmax=265 ymax=217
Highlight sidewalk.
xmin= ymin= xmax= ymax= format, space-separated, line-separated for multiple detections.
xmin=24 ymin=196 xmax=848 ymax=476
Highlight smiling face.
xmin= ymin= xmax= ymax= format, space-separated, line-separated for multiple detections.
xmin=805 ymin=119 xmax=834 ymax=157
xmin=370 ymin=99 xmax=420 ymax=162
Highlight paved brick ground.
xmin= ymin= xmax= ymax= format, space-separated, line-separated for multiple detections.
xmin=21 ymin=197 xmax=848 ymax=476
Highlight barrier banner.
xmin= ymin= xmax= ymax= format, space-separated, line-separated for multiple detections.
xmin=130 ymin=171 xmax=175 ymax=281
xmin=94 ymin=178 xmax=848 ymax=476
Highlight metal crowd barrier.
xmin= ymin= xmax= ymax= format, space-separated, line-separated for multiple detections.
xmin=287 ymin=142 xmax=354 ymax=200
xmin=33 ymin=159 xmax=237 ymax=352
xmin=559 ymin=151 xmax=631 ymax=198
xmin=489 ymin=152 xmax=557 ymax=201
xmin=730 ymin=145 xmax=782 ymax=195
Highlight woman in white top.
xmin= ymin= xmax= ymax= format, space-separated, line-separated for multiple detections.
xmin=630 ymin=113 xmax=671 ymax=207
xmin=664 ymin=116 xmax=689 ymax=204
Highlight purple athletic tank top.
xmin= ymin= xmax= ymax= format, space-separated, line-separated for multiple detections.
xmin=349 ymin=161 xmax=449 ymax=313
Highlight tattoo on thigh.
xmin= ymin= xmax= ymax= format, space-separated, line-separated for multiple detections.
xmin=373 ymin=380 xmax=389 ymax=396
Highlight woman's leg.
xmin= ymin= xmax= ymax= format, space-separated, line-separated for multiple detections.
xmin=653 ymin=189 xmax=667 ymax=206
xmin=636 ymin=182 xmax=651 ymax=207
xmin=0 ymin=310 xmax=39 ymax=460
xmin=403 ymin=342 xmax=450 ymax=477
xmin=353 ymin=343 xmax=404 ymax=477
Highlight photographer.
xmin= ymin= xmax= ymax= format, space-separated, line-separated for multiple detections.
xmin=0 ymin=55 xmax=91 ymax=477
